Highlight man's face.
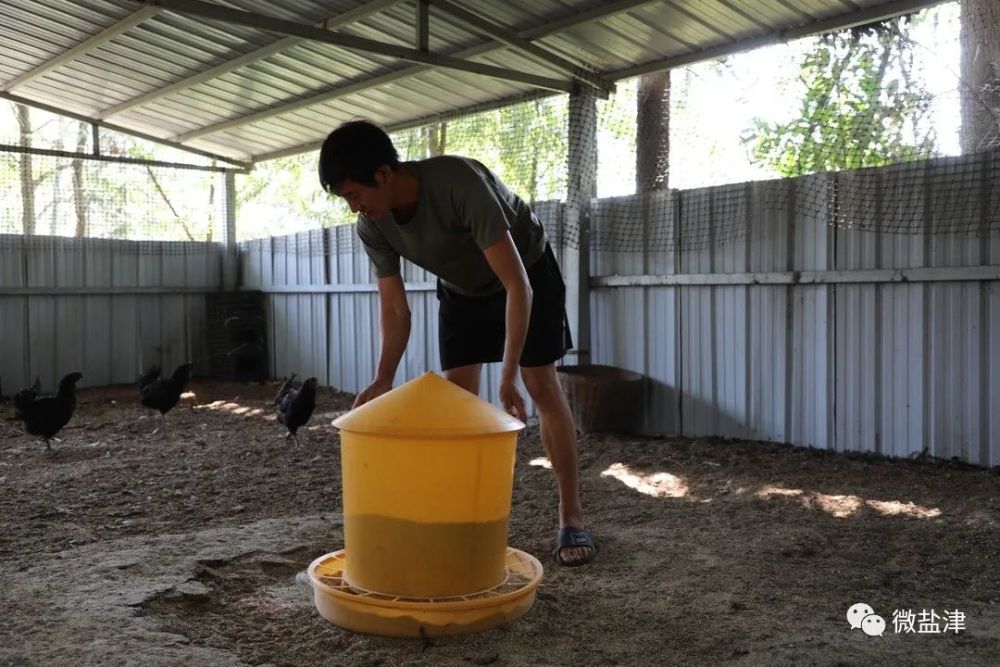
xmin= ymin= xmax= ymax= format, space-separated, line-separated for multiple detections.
xmin=335 ymin=166 xmax=391 ymax=219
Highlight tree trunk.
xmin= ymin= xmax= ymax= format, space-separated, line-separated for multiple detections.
xmin=423 ymin=122 xmax=447 ymax=157
xmin=528 ymin=100 xmax=542 ymax=203
xmin=207 ymin=179 xmax=215 ymax=243
xmin=73 ymin=123 xmax=89 ymax=237
xmin=960 ymin=0 xmax=1000 ymax=152
xmin=15 ymin=104 xmax=36 ymax=235
xmin=636 ymin=70 xmax=671 ymax=192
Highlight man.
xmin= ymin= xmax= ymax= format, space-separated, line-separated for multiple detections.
xmin=318 ymin=120 xmax=596 ymax=567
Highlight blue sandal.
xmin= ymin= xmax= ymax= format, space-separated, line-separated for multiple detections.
xmin=554 ymin=526 xmax=598 ymax=567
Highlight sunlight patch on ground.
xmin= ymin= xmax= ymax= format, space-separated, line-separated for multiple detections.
xmin=755 ymin=485 xmax=941 ymax=519
xmin=756 ymin=486 xmax=803 ymax=498
xmin=180 ymin=391 xmax=196 ymax=399
xmin=601 ymin=463 xmax=688 ymax=498
xmin=193 ymin=400 xmax=266 ymax=418
xmin=810 ymin=494 xmax=863 ymax=518
xmin=866 ymin=499 xmax=942 ymax=519
xmin=529 ymin=457 xmax=552 ymax=469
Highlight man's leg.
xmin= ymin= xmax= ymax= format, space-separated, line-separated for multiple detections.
xmin=443 ymin=363 xmax=482 ymax=395
xmin=520 ymin=363 xmax=592 ymax=565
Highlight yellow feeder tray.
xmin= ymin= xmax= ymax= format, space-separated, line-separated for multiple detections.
xmin=308 ymin=547 xmax=543 ymax=638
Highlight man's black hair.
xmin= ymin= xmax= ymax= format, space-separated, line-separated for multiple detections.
xmin=318 ymin=120 xmax=400 ymax=193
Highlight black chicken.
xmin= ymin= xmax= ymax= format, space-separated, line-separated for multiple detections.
xmin=0 ymin=376 xmax=17 ymax=420
xmin=138 ymin=363 xmax=193 ymax=433
xmin=14 ymin=372 xmax=83 ymax=450
xmin=275 ymin=374 xmax=318 ymax=446
xmin=11 ymin=377 xmax=41 ymax=419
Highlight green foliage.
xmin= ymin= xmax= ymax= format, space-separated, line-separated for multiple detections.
xmin=0 ymin=103 xmax=225 ymax=240
xmin=390 ymin=95 xmax=569 ymax=203
xmin=743 ymin=15 xmax=938 ymax=177
xmin=0 ymin=152 xmax=16 ymax=189
xmin=237 ymin=151 xmax=351 ymax=241
xmin=235 ymin=95 xmax=574 ymax=240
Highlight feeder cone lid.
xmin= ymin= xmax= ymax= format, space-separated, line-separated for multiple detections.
xmin=333 ymin=372 xmax=525 ymax=437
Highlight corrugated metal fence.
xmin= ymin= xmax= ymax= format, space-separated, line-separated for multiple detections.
xmin=0 ymin=235 xmax=221 ymax=393
xmin=591 ymin=157 xmax=999 ymax=465
xmin=240 ymin=160 xmax=998 ymax=465
xmin=2 ymin=161 xmax=996 ymax=464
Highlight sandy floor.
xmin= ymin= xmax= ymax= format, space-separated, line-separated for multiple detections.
xmin=1 ymin=380 xmax=999 ymax=666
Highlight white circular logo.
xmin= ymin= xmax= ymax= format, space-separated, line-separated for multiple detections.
xmin=847 ymin=602 xmax=875 ymax=630
xmin=862 ymin=614 xmax=886 ymax=637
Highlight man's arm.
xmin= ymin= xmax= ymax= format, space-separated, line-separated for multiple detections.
xmin=353 ymin=273 xmax=411 ymax=407
xmin=482 ymin=232 xmax=531 ymax=420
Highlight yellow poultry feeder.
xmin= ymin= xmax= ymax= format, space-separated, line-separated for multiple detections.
xmin=309 ymin=372 xmax=543 ymax=638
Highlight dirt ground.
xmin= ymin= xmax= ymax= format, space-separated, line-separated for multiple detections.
xmin=1 ymin=380 xmax=999 ymax=666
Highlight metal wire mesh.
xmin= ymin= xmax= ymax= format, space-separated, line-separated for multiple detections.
xmin=0 ymin=103 xmax=228 ymax=254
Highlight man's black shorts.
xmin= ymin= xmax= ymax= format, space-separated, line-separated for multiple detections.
xmin=437 ymin=244 xmax=573 ymax=370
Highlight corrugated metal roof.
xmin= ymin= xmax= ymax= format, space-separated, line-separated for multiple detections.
xmin=0 ymin=0 xmax=944 ymax=166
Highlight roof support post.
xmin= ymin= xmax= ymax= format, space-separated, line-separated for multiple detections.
xmin=223 ymin=171 xmax=239 ymax=290
xmin=562 ymin=88 xmax=597 ymax=366
xmin=417 ymin=0 xmax=429 ymax=52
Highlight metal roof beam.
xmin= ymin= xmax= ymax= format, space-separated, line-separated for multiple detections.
xmin=428 ymin=0 xmax=615 ymax=96
xmin=98 ymin=0 xmax=401 ymax=120
xmin=614 ymin=0 xmax=947 ymax=79
xmin=133 ymin=0 xmax=575 ymax=118
xmin=417 ymin=0 xmax=429 ymax=52
xmin=1 ymin=6 xmax=162 ymax=93
xmin=532 ymin=0 xmax=664 ymax=35
xmin=174 ymin=0 xmax=660 ymax=145
xmin=0 ymin=143 xmax=239 ymax=173
xmin=0 ymin=90 xmax=250 ymax=170
xmin=252 ymin=89 xmax=559 ymax=164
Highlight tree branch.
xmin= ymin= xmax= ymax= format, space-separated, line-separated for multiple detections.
xmin=145 ymin=166 xmax=197 ymax=242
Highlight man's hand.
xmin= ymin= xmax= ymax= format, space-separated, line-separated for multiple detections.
xmin=353 ymin=378 xmax=392 ymax=408
xmin=482 ymin=234 xmax=531 ymax=423
xmin=353 ymin=274 xmax=410 ymax=410
xmin=499 ymin=379 xmax=527 ymax=422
